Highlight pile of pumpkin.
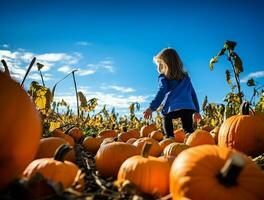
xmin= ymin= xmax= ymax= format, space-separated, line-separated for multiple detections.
xmin=1 ymin=71 xmax=264 ymax=200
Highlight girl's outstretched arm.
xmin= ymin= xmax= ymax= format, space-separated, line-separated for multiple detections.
xmin=149 ymin=74 xmax=168 ymax=111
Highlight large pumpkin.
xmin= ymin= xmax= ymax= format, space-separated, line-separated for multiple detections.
xmin=185 ymin=129 xmax=215 ymax=146
xmin=170 ymin=145 xmax=264 ymax=200
xmin=218 ymin=101 xmax=264 ymax=157
xmin=23 ymin=144 xmax=84 ymax=192
xmin=0 ymin=73 xmax=41 ymax=189
xmin=95 ymin=142 xmax=138 ymax=177
xmin=117 ymin=143 xmax=170 ymax=197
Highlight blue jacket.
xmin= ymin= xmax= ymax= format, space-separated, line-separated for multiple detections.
xmin=149 ymin=74 xmax=200 ymax=115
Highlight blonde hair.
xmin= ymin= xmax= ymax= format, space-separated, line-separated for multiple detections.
xmin=154 ymin=48 xmax=188 ymax=80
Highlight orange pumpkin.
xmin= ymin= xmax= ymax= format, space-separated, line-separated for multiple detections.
xmin=0 ymin=73 xmax=41 ymax=189
xmin=158 ymin=155 xmax=176 ymax=167
xmin=23 ymin=144 xmax=84 ymax=192
xmin=98 ymin=129 xmax=118 ymax=139
xmin=82 ymin=134 xmax=103 ymax=154
xmin=67 ymin=127 xmax=84 ymax=142
xmin=127 ymin=128 xmax=140 ymax=139
xmin=163 ymin=142 xmax=189 ymax=157
xmin=159 ymin=138 xmax=175 ymax=152
xmin=210 ymin=126 xmax=220 ymax=144
xmin=149 ymin=130 xmax=164 ymax=141
xmin=36 ymin=137 xmax=75 ymax=163
xmin=218 ymin=102 xmax=264 ymax=157
xmin=133 ymin=137 xmax=161 ymax=157
xmin=140 ymin=124 xmax=157 ymax=137
xmin=95 ymin=142 xmax=138 ymax=177
xmin=170 ymin=145 xmax=264 ymax=200
xmin=117 ymin=143 xmax=170 ymax=197
xmin=126 ymin=138 xmax=137 ymax=144
xmin=185 ymin=129 xmax=215 ymax=147
xmin=201 ymin=124 xmax=214 ymax=132
xmin=173 ymin=129 xmax=186 ymax=143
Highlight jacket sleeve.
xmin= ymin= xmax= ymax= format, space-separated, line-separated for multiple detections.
xmin=191 ymin=83 xmax=200 ymax=113
xmin=149 ymin=74 xmax=168 ymax=111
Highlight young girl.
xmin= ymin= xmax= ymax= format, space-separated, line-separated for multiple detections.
xmin=143 ymin=48 xmax=202 ymax=138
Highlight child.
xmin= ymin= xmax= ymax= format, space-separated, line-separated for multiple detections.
xmin=143 ymin=48 xmax=202 ymax=138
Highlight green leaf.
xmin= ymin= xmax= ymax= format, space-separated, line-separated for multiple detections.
xmin=225 ymin=70 xmax=232 ymax=85
xmin=247 ymin=78 xmax=255 ymax=87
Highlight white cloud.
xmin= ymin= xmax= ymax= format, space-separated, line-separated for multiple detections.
xmin=241 ymin=71 xmax=264 ymax=83
xmin=2 ymin=44 xmax=9 ymax=48
xmin=87 ymin=59 xmax=115 ymax=72
xmin=101 ymin=84 xmax=135 ymax=93
xmin=28 ymin=73 xmax=53 ymax=81
xmin=75 ymin=41 xmax=92 ymax=46
xmin=57 ymin=65 xmax=96 ymax=76
xmin=0 ymin=48 xmax=84 ymax=80
xmin=54 ymin=88 xmax=148 ymax=114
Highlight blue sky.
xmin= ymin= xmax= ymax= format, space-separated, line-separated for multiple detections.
xmin=1 ymin=0 xmax=264 ymax=115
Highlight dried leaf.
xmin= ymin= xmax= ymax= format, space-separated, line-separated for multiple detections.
xmin=247 ymin=78 xmax=255 ymax=87
xmin=231 ymin=52 xmax=243 ymax=74
xmin=28 ymin=81 xmax=52 ymax=114
xmin=209 ymin=56 xmax=218 ymax=71
xmin=225 ymin=70 xmax=232 ymax=85
xmin=224 ymin=40 xmax=237 ymax=51
xmin=36 ymin=62 xmax=44 ymax=71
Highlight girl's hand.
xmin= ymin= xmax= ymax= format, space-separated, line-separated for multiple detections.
xmin=193 ymin=112 xmax=202 ymax=123
xmin=143 ymin=108 xmax=153 ymax=119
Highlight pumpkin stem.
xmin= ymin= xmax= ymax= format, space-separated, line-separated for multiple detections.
xmin=1 ymin=59 xmax=10 ymax=77
xmin=239 ymin=101 xmax=251 ymax=115
xmin=91 ymin=133 xmax=97 ymax=138
xmin=64 ymin=125 xmax=76 ymax=135
xmin=54 ymin=144 xmax=73 ymax=161
xmin=113 ymin=137 xmax=119 ymax=142
xmin=217 ymin=153 xmax=245 ymax=187
xmin=141 ymin=142 xmax=152 ymax=158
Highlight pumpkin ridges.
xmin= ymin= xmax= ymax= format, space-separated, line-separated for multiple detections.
xmin=0 ymin=73 xmax=41 ymax=189
xmin=170 ymin=145 xmax=264 ymax=200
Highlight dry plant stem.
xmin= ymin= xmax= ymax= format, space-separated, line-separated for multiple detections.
xmin=39 ymin=69 xmax=45 ymax=86
xmin=72 ymin=70 xmax=80 ymax=118
xmin=228 ymin=49 xmax=242 ymax=104
xmin=21 ymin=57 xmax=36 ymax=86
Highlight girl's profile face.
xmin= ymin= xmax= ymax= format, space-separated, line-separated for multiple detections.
xmin=156 ymin=60 xmax=166 ymax=74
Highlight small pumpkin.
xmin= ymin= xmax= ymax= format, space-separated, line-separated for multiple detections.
xmin=170 ymin=144 xmax=264 ymax=200
xmin=67 ymin=127 xmax=84 ymax=142
xmin=218 ymin=101 xmax=264 ymax=157
xmin=163 ymin=142 xmax=189 ymax=157
xmin=149 ymin=130 xmax=164 ymax=141
xmin=98 ymin=129 xmax=118 ymax=139
xmin=159 ymin=138 xmax=175 ymax=152
xmin=185 ymin=129 xmax=215 ymax=147
xmin=36 ymin=137 xmax=75 ymax=163
xmin=0 ymin=73 xmax=41 ymax=189
xmin=117 ymin=143 xmax=170 ymax=197
xmin=23 ymin=144 xmax=84 ymax=192
xmin=127 ymin=128 xmax=140 ymax=139
xmin=82 ymin=134 xmax=103 ymax=154
xmin=173 ymin=129 xmax=186 ymax=143
xmin=133 ymin=137 xmax=161 ymax=157
xmin=95 ymin=142 xmax=138 ymax=177
xmin=140 ymin=124 xmax=157 ymax=137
